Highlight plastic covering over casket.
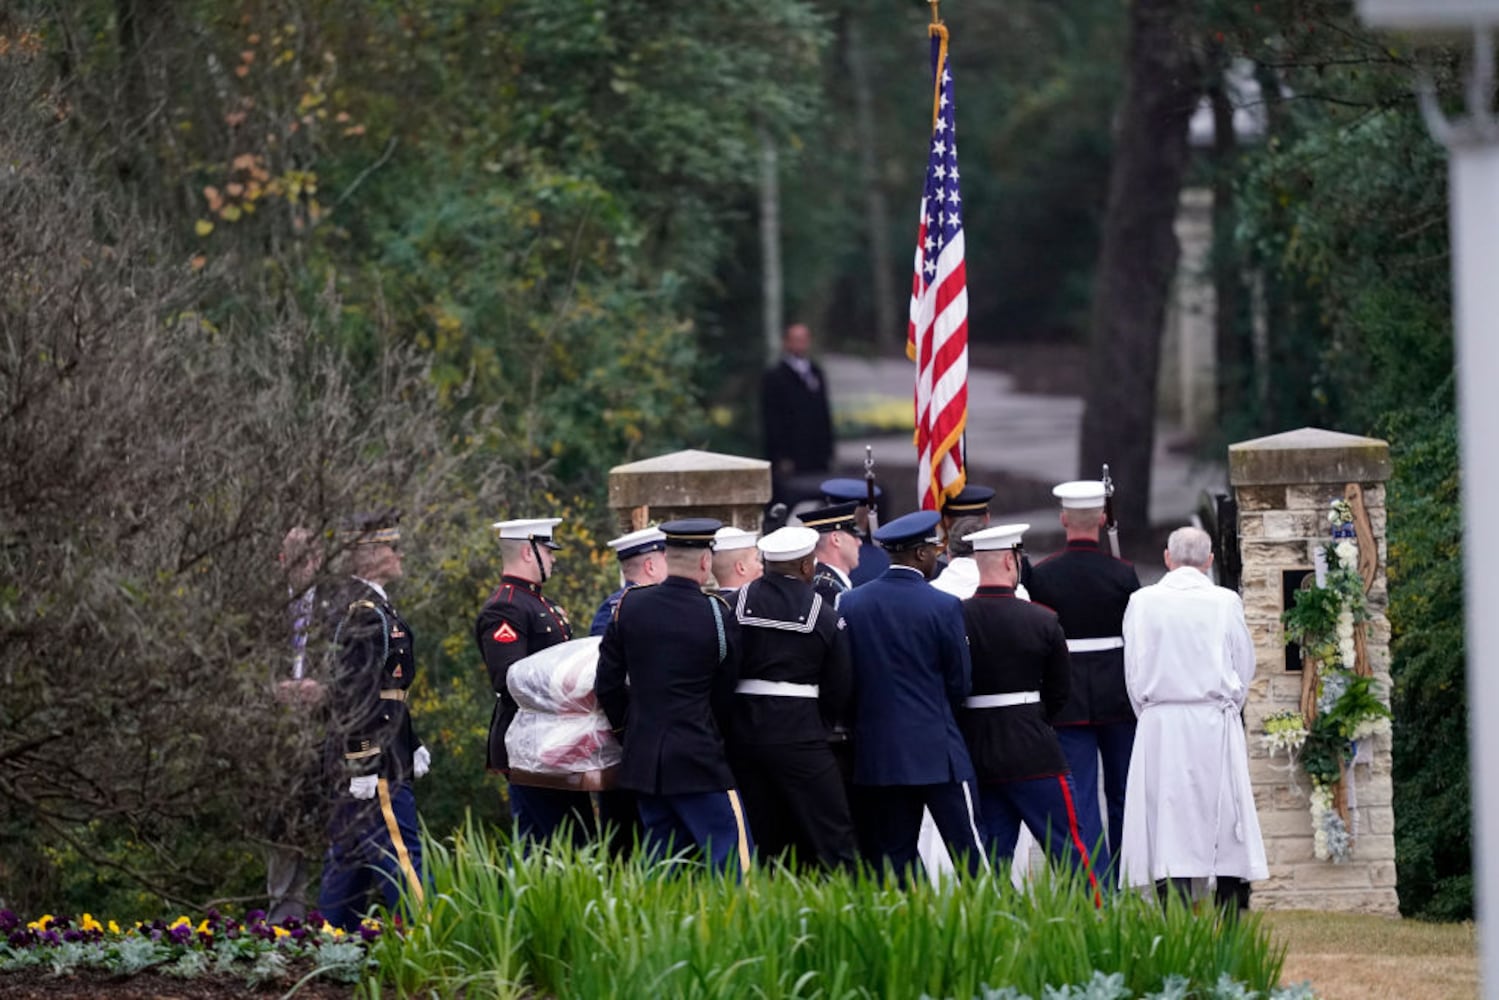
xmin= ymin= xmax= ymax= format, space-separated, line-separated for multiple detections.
xmin=505 ymin=636 xmax=621 ymax=788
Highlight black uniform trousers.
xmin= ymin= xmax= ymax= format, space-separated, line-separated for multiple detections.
xmin=867 ymin=780 xmax=985 ymax=882
xmin=731 ymin=739 xmax=857 ymax=873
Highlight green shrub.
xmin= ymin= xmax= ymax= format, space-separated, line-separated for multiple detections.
xmin=365 ymin=820 xmax=1289 ymax=999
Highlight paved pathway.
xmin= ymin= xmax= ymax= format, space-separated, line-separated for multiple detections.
xmin=824 ymin=353 xmax=1227 ymax=539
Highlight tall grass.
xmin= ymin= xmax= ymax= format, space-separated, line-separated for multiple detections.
xmin=365 ymin=818 xmax=1287 ymax=999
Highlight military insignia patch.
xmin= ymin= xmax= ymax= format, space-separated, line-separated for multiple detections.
xmin=392 ymin=664 xmax=403 ymax=678
xmin=493 ymin=622 xmax=519 ymax=644
xmin=836 ymin=617 xmax=847 ymax=630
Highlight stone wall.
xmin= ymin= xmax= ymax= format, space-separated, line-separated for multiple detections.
xmin=1229 ymin=428 xmax=1399 ymax=915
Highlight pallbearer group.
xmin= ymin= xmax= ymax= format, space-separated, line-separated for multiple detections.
xmin=314 ymin=477 xmax=1267 ymax=928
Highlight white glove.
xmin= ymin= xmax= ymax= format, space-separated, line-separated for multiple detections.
xmin=413 ymin=744 xmax=431 ymax=779
xmin=348 ymin=774 xmax=379 ymax=800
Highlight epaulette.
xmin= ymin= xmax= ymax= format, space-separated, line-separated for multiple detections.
xmin=347 ymin=598 xmax=380 ymax=614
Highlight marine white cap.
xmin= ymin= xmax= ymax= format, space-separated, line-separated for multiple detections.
xmin=965 ymin=523 xmax=1029 ymax=552
xmin=606 ymin=526 xmax=667 ymax=560
xmin=492 ymin=517 xmax=563 ymax=543
xmin=713 ymin=526 xmax=760 ymax=552
xmin=758 ymin=526 xmax=819 ymax=562
xmin=1052 ymin=480 xmax=1108 ymax=509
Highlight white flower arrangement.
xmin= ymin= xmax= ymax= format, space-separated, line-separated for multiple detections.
xmin=1262 ymin=710 xmax=1309 ymax=758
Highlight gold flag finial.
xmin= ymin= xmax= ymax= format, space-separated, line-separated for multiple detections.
xmin=929 ymin=0 xmax=942 ymax=25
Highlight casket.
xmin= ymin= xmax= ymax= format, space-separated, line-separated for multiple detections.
xmin=504 ymin=636 xmax=622 ymax=790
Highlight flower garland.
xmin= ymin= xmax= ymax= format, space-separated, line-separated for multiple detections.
xmin=1262 ymin=497 xmax=1391 ymax=862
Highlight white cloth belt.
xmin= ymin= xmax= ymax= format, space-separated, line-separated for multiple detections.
xmin=735 ymin=679 xmax=820 ymax=699
xmin=1066 ymin=636 xmax=1124 ymax=652
xmin=963 ymin=690 xmax=1041 ymax=709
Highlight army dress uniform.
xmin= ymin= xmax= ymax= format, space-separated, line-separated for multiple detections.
xmin=726 ymin=528 xmax=857 ymax=872
xmin=1027 ymin=482 xmax=1142 ymax=861
xmin=475 ymin=518 xmax=590 ymax=846
xmin=958 ymin=525 xmax=1105 ymax=895
xmin=596 ymin=519 xmax=754 ymax=875
xmin=318 ymin=575 xmax=426 ymax=931
xmin=820 ymin=479 xmax=889 ymax=587
xmin=837 ymin=510 xmax=985 ymax=878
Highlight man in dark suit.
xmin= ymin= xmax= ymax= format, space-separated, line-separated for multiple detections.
xmin=726 ymin=526 xmax=857 ymax=872
xmin=837 ymin=509 xmax=985 ymax=879
xmin=762 ymin=323 xmax=834 ymax=504
xmin=1027 ymin=481 xmax=1142 ymax=865
xmin=596 ymin=519 xmax=753 ymax=875
xmin=957 ymin=523 xmax=1104 ymax=895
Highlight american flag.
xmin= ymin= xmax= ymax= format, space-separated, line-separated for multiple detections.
xmin=907 ymin=27 xmax=969 ymax=511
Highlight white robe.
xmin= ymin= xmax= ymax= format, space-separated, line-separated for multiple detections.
xmin=1118 ymin=566 xmax=1267 ymax=887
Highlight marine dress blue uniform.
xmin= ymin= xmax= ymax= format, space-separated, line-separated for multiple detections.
xmin=1027 ymin=482 xmax=1142 ymax=862
xmin=836 ymin=510 xmax=985 ymax=877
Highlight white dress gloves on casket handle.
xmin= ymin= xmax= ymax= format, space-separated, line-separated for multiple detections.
xmin=413 ymin=744 xmax=431 ymax=779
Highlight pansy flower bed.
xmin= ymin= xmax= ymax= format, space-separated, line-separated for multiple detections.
xmin=0 ymin=907 xmax=379 ymax=994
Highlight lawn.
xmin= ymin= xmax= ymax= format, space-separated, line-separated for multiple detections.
xmin=1264 ymin=911 xmax=1477 ymax=1000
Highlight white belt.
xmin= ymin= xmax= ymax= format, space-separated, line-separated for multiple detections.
xmin=1067 ymin=636 xmax=1123 ymax=652
xmin=736 ymin=679 xmax=820 ymax=699
xmin=963 ymin=690 xmax=1041 ymax=709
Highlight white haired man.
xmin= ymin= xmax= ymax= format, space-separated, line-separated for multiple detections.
xmin=1117 ymin=526 xmax=1267 ymax=911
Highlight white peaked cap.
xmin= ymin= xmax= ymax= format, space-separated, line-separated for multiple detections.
xmin=606 ymin=526 xmax=667 ymax=559
xmin=492 ymin=517 xmax=563 ymax=540
xmin=758 ymin=526 xmax=819 ymax=562
xmin=713 ymin=526 xmax=760 ymax=552
xmin=965 ymin=523 xmax=1029 ymax=552
xmin=1052 ymin=480 xmax=1108 ymax=509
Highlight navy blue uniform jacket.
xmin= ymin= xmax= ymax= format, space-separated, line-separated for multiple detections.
xmin=837 ymin=565 xmax=974 ymax=786
xmin=596 ymin=576 xmax=742 ymax=795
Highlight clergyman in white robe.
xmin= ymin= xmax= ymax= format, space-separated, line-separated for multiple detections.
xmin=1117 ymin=529 xmax=1267 ymax=895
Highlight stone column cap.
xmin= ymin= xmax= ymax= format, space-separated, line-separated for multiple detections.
xmin=608 ymin=449 xmax=772 ymax=508
xmin=1229 ymin=427 xmax=1391 ymax=486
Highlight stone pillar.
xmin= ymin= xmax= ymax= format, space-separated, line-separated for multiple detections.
xmin=607 ymin=449 xmax=771 ymax=534
xmin=1229 ymin=427 xmax=1398 ymax=915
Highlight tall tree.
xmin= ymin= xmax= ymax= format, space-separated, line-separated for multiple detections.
xmin=1078 ymin=0 xmax=1201 ymax=536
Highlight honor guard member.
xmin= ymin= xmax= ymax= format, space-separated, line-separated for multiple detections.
xmin=935 ymin=484 xmax=995 ymax=571
xmin=711 ymin=526 xmax=762 ymax=594
xmin=801 ymin=501 xmax=861 ymax=607
xmin=589 ymin=527 xmax=668 ymax=637
xmin=596 ymin=519 xmax=754 ymax=875
xmin=931 ymin=514 xmax=989 ymax=599
xmin=837 ymin=510 xmax=985 ymax=879
xmin=726 ymin=527 xmax=858 ymax=872
xmin=475 ymin=517 xmax=591 ymax=846
xmin=820 ymin=479 xmax=889 ymax=587
xmin=958 ymin=524 xmax=1105 ymax=894
xmin=1027 ymin=481 xmax=1142 ymax=863
xmin=318 ymin=512 xmax=429 ymax=930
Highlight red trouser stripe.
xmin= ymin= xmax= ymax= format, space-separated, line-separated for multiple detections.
xmin=1056 ymin=775 xmax=1103 ymax=908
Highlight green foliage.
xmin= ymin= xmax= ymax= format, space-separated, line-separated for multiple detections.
xmin=1386 ymin=402 xmax=1469 ymax=920
xmin=365 ymin=820 xmax=1288 ymax=999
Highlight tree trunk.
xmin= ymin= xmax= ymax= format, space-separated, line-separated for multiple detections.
xmin=759 ymin=126 xmax=783 ymax=363
xmin=1079 ymin=0 xmax=1200 ymax=539
xmin=846 ymin=14 xmax=898 ymax=353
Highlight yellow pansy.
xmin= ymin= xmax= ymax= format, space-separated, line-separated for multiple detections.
xmin=80 ymin=913 xmax=103 ymax=933
xmin=108 ymin=920 xmax=121 ymax=935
